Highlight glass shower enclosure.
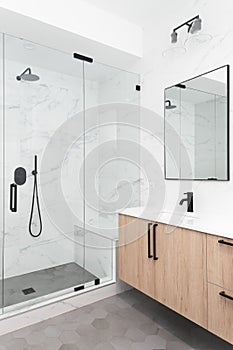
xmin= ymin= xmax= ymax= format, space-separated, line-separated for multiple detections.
xmin=0 ymin=33 xmax=140 ymax=314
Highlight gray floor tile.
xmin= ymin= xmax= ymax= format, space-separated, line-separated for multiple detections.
xmin=125 ymin=328 xmax=146 ymax=342
xmin=92 ymin=318 xmax=109 ymax=330
xmin=59 ymin=345 xmax=80 ymax=350
xmin=145 ymin=335 xmax=167 ymax=349
xmin=44 ymin=337 xmax=62 ymax=350
xmin=166 ymin=340 xmax=194 ymax=350
xmin=94 ymin=342 xmax=116 ymax=350
xmin=111 ymin=336 xmax=132 ymax=350
xmin=0 ymin=289 xmax=232 ymax=350
xmin=59 ymin=330 xmax=80 ymax=345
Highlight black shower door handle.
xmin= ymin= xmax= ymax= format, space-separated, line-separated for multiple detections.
xmin=10 ymin=183 xmax=17 ymax=212
xmin=153 ymin=224 xmax=158 ymax=260
xmin=147 ymin=223 xmax=153 ymax=258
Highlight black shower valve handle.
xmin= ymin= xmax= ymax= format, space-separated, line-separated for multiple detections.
xmin=10 ymin=166 xmax=27 ymax=213
xmin=14 ymin=167 xmax=27 ymax=186
xmin=10 ymin=183 xmax=17 ymax=212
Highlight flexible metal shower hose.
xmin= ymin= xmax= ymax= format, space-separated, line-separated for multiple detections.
xmin=29 ymin=155 xmax=42 ymax=237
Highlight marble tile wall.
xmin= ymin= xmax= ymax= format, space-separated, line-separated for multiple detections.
xmin=3 ymin=58 xmax=86 ymax=279
xmin=138 ymin=0 xmax=233 ymax=232
xmin=83 ymin=64 xmax=140 ymax=280
xmin=0 ymin=33 xmax=3 ymax=314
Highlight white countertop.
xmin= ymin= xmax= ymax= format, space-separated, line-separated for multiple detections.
xmin=119 ymin=207 xmax=233 ymax=240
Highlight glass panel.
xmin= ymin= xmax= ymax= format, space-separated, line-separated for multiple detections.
xmin=192 ymin=90 xmax=216 ymax=179
xmin=83 ymin=62 xmax=140 ymax=284
xmin=216 ymin=95 xmax=228 ymax=179
xmin=0 ymin=33 xmax=3 ymax=314
xmin=165 ymin=65 xmax=229 ymax=180
xmin=164 ymin=87 xmax=181 ymax=179
xmin=3 ymin=34 xmax=86 ymax=311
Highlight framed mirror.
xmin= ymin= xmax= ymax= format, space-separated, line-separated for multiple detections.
xmin=164 ymin=65 xmax=229 ymax=180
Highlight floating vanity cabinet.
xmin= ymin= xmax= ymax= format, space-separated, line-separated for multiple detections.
xmin=118 ymin=214 xmax=233 ymax=344
xmin=208 ymin=284 xmax=233 ymax=344
xmin=154 ymin=223 xmax=207 ymax=328
xmin=118 ymin=214 xmax=140 ymax=290
xmin=207 ymin=235 xmax=233 ymax=291
xmin=137 ymin=220 xmax=156 ymax=298
xmin=118 ymin=215 xmax=207 ymax=328
xmin=118 ymin=214 xmax=155 ymax=298
xmin=207 ymin=235 xmax=233 ymax=343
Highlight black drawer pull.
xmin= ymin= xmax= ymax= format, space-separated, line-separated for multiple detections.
xmin=147 ymin=223 xmax=153 ymax=259
xmin=153 ymin=224 xmax=158 ymax=261
xmin=219 ymin=291 xmax=233 ymax=301
xmin=10 ymin=183 xmax=17 ymax=212
xmin=218 ymin=239 xmax=233 ymax=247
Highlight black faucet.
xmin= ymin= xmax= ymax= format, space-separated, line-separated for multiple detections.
xmin=179 ymin=192 xmax=193 ymax=212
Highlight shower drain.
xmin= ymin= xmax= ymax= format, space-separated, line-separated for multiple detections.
xmin=22 ymin=287 xmax=36 ymax=295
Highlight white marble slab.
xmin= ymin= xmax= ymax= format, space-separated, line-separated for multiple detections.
xmin=119 ymin=207 xmax=233 ymax=240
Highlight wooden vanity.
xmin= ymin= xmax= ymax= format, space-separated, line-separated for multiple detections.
xmin=118 ymin=214 xmax=233 ymax=345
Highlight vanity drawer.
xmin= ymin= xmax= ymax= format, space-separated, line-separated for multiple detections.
xmin=207 ymin=235 xmax=233 ymax=291
xmin=208 ymin=283 xmax=233 ymax=344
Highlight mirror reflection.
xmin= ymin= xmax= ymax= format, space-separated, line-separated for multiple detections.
xmin=164 ymin=65 xmax=229 ymax=180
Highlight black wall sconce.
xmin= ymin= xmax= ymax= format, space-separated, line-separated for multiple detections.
xmin=171 ymin=15 xmax=202 ymax=44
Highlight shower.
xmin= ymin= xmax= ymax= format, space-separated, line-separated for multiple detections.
xmin=165 ymin=99 xmax=177 ymax=109
xmin=0 ymin=32 xmax=139 ymax=312
xmin=16 ymin=67 xmax=40 ymax=81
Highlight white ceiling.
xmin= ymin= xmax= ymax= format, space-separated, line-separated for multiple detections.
xmin=84 ymin=0 xmax=197 ymax=27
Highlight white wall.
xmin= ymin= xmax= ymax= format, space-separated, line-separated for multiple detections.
xmin=139 ymin=0 xmax=233 ymax=236
xmin=0 ymin=0 xmax=142 ymax=56
xmin=0 ymin=0 xmax=142 ymax=71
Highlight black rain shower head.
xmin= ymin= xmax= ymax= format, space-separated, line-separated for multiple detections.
xmin=165 ymin=100 xmax=176 ymax=110
xmin=16 ymin=67 xmax=40 ymax=82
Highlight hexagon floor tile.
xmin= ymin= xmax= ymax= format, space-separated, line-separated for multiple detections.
xmin=0 ymin=289 xmax=232 ymax=350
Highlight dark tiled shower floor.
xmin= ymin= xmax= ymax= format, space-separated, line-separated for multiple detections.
xmin=0 ymin=262 xmax=97 ymax=307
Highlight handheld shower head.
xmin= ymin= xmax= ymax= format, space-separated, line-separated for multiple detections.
xmin=16 ymin=67 xmax=40 ymax=82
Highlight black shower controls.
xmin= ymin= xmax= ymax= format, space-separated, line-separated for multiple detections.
xmin=10 ymin=166 xmax=26 ymax=212
xmin=10 ymin=183 xmax=17 ymax=212
xmin=14 ymin=167 xmax=27 ymax=186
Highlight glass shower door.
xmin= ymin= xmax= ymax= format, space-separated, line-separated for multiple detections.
xmin=83 ymin=61 xmax=140 ymax=285
xmin=1 ymin=32 xmax=140 ymax=313
xmin=3 ymin=34 xmax=88 ymax=311
xmin=0 ymin=33 xmax=3 ymax=314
